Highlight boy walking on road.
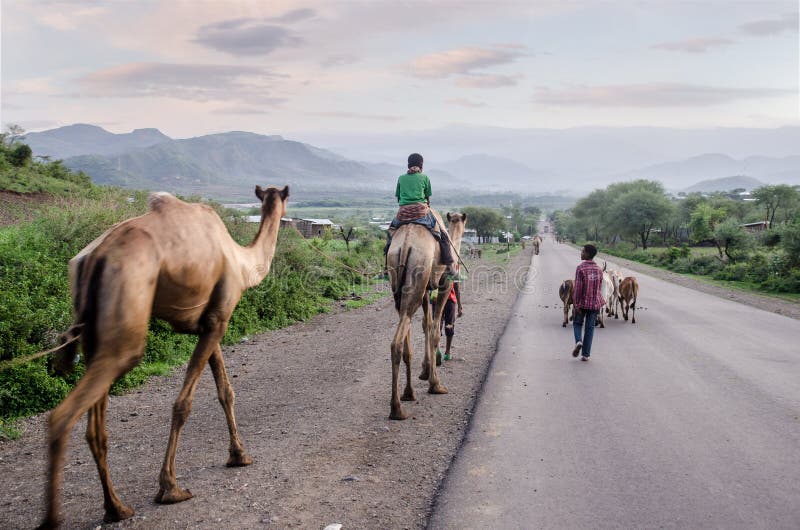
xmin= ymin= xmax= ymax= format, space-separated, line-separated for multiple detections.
xmin=572 ymin=244 xmax=605 ymax=361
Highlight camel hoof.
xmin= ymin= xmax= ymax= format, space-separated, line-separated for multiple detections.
xmin=389 ymin=408 xmax=409 ymax=420
xmin=562 ymin=322 xmax=567 ymax=328
xmin=401 ymin=389 xmax=416 ymax=401
xmin=104 ymin=503 xmax=135 ymax=523
xmin=155 ymin=486 xmax=193 ymax=504
xmin=429 ymin=384 xmax=449 ymax=395
xmin=35 ymin=519 xmax=60 ymax=530
xmin=227 ymin=451 xmax=253 ymax=467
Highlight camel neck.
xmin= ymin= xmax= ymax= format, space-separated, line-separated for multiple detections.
xmin=240 ymin=212 xmax=281 ymax=288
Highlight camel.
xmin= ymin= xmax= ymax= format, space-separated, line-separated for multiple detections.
xmin=533 ymin=235 xmax=542 ymax=255
xmin=386 ymin=211 xmax=467 ymax=420
xmin=38 ymin=185 xmax=289 ymax=529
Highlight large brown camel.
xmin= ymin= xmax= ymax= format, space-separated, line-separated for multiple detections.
xmin=37 ymin=185 xmax=289 ymax=529
xmin=386 ymin=211 xmax=467 ymax=420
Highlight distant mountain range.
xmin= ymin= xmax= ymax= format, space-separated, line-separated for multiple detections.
xmin=682 ymin=175 xmax=765 ymax=194
xmin=22 ymin=124 xmax=800 ymax=200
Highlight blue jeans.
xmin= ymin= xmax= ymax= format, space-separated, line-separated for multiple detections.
xmin=573 ymin=308 xmax=598 ymax=357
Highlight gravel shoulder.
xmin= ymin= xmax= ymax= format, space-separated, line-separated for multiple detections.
xmin=0 ymin=248 xmax=533 ymax=530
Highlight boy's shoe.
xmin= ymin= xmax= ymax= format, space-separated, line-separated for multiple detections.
xmin=572 ymin=341 xmax=583 ymax=357
xmin=436 ymin=348 xmax=443 ymax=366
xmin=444 ymin=353 xmax=452 ymax=361
xmin=581 ymin=356 xmax=589 ymax=362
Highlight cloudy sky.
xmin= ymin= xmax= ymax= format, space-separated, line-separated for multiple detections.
xmin=1 ymin=0 xmax=798 ymax=139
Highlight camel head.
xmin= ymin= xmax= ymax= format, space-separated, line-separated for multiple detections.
xmin=255 ymin=185 xmax=290 ymax=219
xmin=446 ymin=212 xmax=467 ymax=243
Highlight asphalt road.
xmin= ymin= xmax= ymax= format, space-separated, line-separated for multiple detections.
xmin=429 ymin=237 xmax=800 ymax=530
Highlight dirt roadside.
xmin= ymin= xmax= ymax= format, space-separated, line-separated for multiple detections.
xmin=0 ymin=248 xmax=534 ymax=530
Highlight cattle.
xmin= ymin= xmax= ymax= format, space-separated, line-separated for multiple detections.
xmin=618 ymin=276 xmax=639 ymax=323
xmin=558 ymin=279 xmax=574 ymax=327
xmin=597 ymin=269 xmax=615 ymax=328
xmin=609 ymin=269 xmax=624 ymax=319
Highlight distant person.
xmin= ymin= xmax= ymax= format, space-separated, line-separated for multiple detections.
xmin=431 ymin=267 xmax=463 ymax=364
xmin=571 ymin=244 xmax=605 ymax=361
xmin=384 ymin=153 xmax=457 ymax=278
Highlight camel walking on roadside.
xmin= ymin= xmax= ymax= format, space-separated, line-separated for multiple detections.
xmin=38 ymin=185 xmax=289 ymax=529
xmin=386 ymin=212 xmax=467 ymax=420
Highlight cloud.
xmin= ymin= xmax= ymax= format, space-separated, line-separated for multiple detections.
xmin=193 ymin=18 xmax=304 ymax=56
xmin=651 ymin=36 xmax=735 ymax=53
xmin=533 ymin=83 xmax=794 ymax=107
xmin=738 ymin=12 xmax=798 ymax=36
xmin=309 ymin=111 xmax=401 ymax=122
xmin=211 ymin=106 xmax=270 ymax=115
xmin=78 ymin=63 xmax=285 ymax=105
xmin=446 ymin=98 xmax=487 ymax=108
xmin=456 ymin=74 xmax=521 ymax=88
xmin=410 ymin=46 xmax=525 ymax=79
xmin=319 ymin=54 xmax=360 ymax=68
xmin=266 ymin=8 xmax=315 ymax=24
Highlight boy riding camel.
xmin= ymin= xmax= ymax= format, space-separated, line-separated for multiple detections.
xmin=384 ymin=153 xmax=457 ymax=278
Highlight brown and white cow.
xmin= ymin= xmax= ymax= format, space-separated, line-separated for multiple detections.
xmin=618 ymin=276 xmax=639 ymax=324
xmin=559 ymin=279 xmax=574 ymax=327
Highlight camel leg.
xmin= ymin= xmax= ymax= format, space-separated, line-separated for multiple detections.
xmin=86 ymin=394 xmax=135 ymax=523
xmin=419 ymin=297 xmax=431 ymax=381
xmin=208 ymin=345 xmax=252 ymax=467
xmin=39 ymin=360 xmax=134 ymax=530
xmin=156 ymin=332 xmax=221 ymax=503
xmin=426 ymin=288 xmax=448 ymax=395
xmin=390 ymin=316 xmax=412 ymax=420
xmin=562 ymin=303 xmax=568 ymax=327
xmin=631 ymin=298 xmax=637 ymax=324
xmin=401 ymin=331 xmax=416 ymax=402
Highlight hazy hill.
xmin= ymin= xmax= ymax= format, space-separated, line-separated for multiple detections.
xmin=683 ymin=175 xmax=765 ymax=194
xmin=617 ymin=153 xmax=800 ymax=189
xmin=25 ymin=124 xmax=171 ymax=159
xmin=437 ymin=154 xmax=551 ymax=191
xmin=61 ymin=131 xmax=400 ymax=200
xmin=298 ymin=125 xmax=800 ymax=190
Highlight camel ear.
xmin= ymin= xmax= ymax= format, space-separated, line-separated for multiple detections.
xmin=446 ymin=212 xmax=451 ymax=222
xmin=461 ymin=212 xmax=467 ymax=223
xmin=280 ymin=185 xmax=289 ymax=201
xmin=255 ymin=185 xmax=265 ymax=201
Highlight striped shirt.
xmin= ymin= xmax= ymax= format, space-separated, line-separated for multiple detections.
xmin=574 ymin=260 xmax=606 ymax=310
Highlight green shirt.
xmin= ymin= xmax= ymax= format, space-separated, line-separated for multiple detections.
xmin=395 ymin=172 xmax=432 ymax=206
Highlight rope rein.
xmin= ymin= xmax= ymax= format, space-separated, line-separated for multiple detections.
xmin=0 ymin=333 xmax=81 ymax=373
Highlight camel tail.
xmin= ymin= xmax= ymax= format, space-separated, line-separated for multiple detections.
xmin=52 ymin=256 xmax=106 ymax=375
xmin=392 ymin=245 xmax=412 ymax=312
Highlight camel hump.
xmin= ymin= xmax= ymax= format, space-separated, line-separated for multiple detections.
xmin=148 ymin=192 xmax=179 ymax=212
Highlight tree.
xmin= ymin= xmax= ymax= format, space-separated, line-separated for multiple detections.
xmin=608 ymin=189 xmax=673 ymax=249
xmin=713 ymin=218 xmax=753 ymax=262
xmin=2 ymin=124 xmax=26 ymax=145
xmin=462 ymin=206 xmax=505 ymax=243
xmin=339 ymin=226 xmax=355 ymax=253
xmin=688 ymin=202 xmax=727 ymax=244
xmin=753 ymin=185 xmax=800 ymax=228
xmin=8 ymin=143 xmax=33 ymax=167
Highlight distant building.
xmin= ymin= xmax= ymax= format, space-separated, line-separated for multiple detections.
xmin=741 ymin=221 xmax=769 ymax=232
xmin=278 ymin=217 xmax=335 ymax=238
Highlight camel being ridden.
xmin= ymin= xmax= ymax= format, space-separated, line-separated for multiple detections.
xmin=38 ymin=185 xmax=289 ymax=529
xmin=386 ymin=211 xmax=467 ymax=420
